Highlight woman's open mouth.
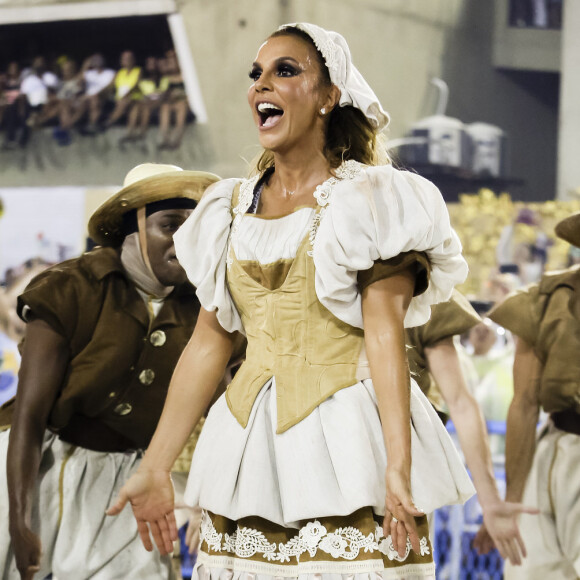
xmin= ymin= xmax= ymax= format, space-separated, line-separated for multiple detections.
xmin=257 ymin=102 xmax=284 ymax=128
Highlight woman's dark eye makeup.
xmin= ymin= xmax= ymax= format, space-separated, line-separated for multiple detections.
xmin=249 ymin=61 xmax=300 ymax=81
xmin=277 ymin=63 xmax=299 ymax=76
xmin=249 ymin=67 xmax=261 ymax=81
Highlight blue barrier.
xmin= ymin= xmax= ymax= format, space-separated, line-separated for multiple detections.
xmin=179 ymin=523 xmax=196 ymax=579
xmin=433 ymin=420 xmax=507 ymax=578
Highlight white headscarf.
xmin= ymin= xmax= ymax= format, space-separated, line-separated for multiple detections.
xmin=279 ymin=22 xmax=390 ymax=131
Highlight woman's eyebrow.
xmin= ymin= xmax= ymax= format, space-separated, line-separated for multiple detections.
xmin=252 ymin=56 xmax=302 ymax=67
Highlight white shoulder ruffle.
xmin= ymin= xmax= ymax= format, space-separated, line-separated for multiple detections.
xmin=173 ymin=178 xmax=244 ymax=333
xmin=313 ymin=164 xmax=468 ymax=328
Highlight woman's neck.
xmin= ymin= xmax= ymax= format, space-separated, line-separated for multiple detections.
xmin=269 ymin=148 xmax=333 ymax=195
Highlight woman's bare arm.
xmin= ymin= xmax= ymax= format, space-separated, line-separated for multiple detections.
xmin=361 ymin=269 xmax=423 ymax=557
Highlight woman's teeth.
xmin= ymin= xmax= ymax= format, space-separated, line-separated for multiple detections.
xmin=258 ymin=102 xmax=283 ymax=127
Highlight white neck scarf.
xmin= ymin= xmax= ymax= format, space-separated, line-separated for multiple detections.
xmin=279 ymin=22 xmax=390 ymax=131
xmin=120 ymin=232 xmax=173 ymax=299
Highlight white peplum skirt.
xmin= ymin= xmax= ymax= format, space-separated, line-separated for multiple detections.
xmin=184 ymin=378 xmax=474 ymax=527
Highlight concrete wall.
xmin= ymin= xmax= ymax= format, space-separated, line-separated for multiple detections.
xmin=557 ymin=0 xmax=580 ymax=200
xmin=179 ymin=0 xmax=465 ymax=177
xmin=0 ymin=0 xmax=560 ymax=201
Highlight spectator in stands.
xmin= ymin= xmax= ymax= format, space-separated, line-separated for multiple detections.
xmin=37 ymin=59 xmax=84 ymax=145
xmin=119 ymin=56 xmax=168 ymax=146
xmin=72 ymin=53 xmax=116 ymax=134
xmin=158 ymin=50 xmax=190 ymax=150
xmin=19 ymin=56 xmax=59 ymax=132
xmin=0 ymin=62 xmax=26 ymax=149
xmin=57 ymin=59 xmax=87 ymax=135
xmin=104 ymin=50 xmax=142 ymax=129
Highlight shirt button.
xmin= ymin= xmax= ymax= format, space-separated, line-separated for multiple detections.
xmin=113 ymin=402 xmax=132 ymax=416
xmin=139 ymin=369 xmax=155 ymax=386
xmin=149 ymin=330 xmax=167 ymax=347
xmin=108 ymin=391 xmax=117 ymax=398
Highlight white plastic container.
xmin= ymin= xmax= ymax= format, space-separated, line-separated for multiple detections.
xmin=406 ymin=114 xmax=471 ymax=171
xmin=466 ymin=122 xmax=507 ymax=178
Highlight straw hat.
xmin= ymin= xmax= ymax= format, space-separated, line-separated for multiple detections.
xmin=555 ymin=211 xmax=580 ymax=248
xmin=89 ymin=163 xmax=220 ymax=247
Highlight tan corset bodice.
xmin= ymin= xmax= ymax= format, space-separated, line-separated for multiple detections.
xmin=226 ymin=222 xmax=365 ymax=433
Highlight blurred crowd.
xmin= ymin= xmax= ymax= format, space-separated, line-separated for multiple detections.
xmin=510 ymin=0 xmax=563 ymax=29
xmin=0 ymin=258 xmax=51 ymax=407
xmin=0 ymin=49 xmax=193 ymax=151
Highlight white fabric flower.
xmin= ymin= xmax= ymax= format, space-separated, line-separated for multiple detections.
xmin=319 ymin=533 xmax=349 ymax=558
xmin=299 ymin=521 xmax=327 ymax=548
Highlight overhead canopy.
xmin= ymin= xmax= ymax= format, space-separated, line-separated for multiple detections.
xmin=0 ymin=1 xmax=177 ymax=24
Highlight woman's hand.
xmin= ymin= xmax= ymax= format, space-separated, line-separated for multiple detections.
xmin=106 ymin=470 xmax=177 ymax=555
xmin=383 ymin=467 xmax=425 ymax=558
xmin=474 ymin=500 xmax=538 ymax=565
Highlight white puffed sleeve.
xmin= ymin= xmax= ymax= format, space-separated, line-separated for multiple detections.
xmin=313 ymin=164 xmax=468 ymax=328
xmin=173 ymin=178 xmax=244 ymax=333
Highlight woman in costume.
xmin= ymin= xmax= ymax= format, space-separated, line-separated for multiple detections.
xmin=109 ymin=23 xmax=477 ymax=578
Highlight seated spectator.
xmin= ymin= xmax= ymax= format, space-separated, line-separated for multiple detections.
xmin=37 ymin=59 xmax=84 ymax=145
xmin=77 ymin=53 xmax=116 ymax=134
xmin=104 ymin=50 xmax=142 ymax=129
xmin=58 ymin=59 xmax=87 ymax=135
xmin=19 ymin=56 xmax=59 ymax=132
xmin=119 ymin=56 xmax=168 ymax=145
xmin=158 ymin=50 xmax=191 ymax=150
xmin=0 ymin=62 xmax=26 ymax=149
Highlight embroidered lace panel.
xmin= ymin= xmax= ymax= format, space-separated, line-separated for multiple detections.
xmin=200 ymin=510 xmax=431 ymax=564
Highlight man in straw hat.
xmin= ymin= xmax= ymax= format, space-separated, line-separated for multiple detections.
xmin=475 ymin=211 xmax=580 ymax=578
xmin=0 ymin=163 xmax=219 ymax=579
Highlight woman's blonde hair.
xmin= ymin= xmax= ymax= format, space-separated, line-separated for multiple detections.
xmin=250 ymin=27 xmax=389 ymax=176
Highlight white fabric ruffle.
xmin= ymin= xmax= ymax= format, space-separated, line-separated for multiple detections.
xmin=174 ymin=164 xmax=467 ymax=333
xmin=184 ymin=379 xmax=474 ymax=526
xmin=174 ymin=178 xmax=244 ymax=333
xmin=312 ymin=165 xmax=467 ymax=328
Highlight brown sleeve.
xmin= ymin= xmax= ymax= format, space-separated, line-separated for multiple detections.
xmin=357 ymin=251 xmax=430 ymax=297
xmin=16 ymin=269 xmax=79 ymax=340
xmin=488 ymin=285 xmax=542 ymax=347
xmin=417 ymin=290 xmax=482 ymax=348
